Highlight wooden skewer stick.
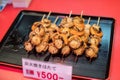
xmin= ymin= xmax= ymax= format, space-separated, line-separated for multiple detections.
xmin=75 ymin=56 xmax=78 ymax=63
xmin=54 ymin=16 xmax=59 ymax=24
xmin=60 ymin=54 xmax=65 ymax=63
xmin=61 ymin=55 xmax=65 ymax=63
xmin=97 ymin=17 xmax=100 ymax=26
xmin=69 ymin=11 xmax=72 ymax=18
xmin=80 ymin=10 xmax=83 ymax=18
xmin=87 ymin=17 xmax=91 ymax=24
xmin=89 ymin=58 xmax=92 ymax=63
xmin=41 ymin=14 xmax=46 ymax=20
xmin=47 ymin=11 xmax=51 ymax=19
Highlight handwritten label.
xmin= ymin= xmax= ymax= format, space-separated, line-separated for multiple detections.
xmin=22 ymin=58 xmax=72 ymax=80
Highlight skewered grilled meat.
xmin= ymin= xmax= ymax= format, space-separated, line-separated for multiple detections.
xmin=85 ymin=17 xmax=102 ymax=60
xmin=42 ymin=33 xmax=50 ymax=42
xmin=74 ymin=46 xmax=85 ymax=56
xmin=29 ymin=31 xmax=36 ymax=40
xmin=62 ymin=22 xmax=74 ymax=28
xmin=73 ymin=16 xmax=84 ymax=24
xmin=70 ymin=29 xmax=84 ymax=36
xmin=74 ymin=23 xmax=85 ymax=31
xmin=61 ymin=46 xmax=70 ymax=56
xmin=60 ymin=34 xmax=68 ymax=45
xmin=41 ymin=19 xmax=51 ymax=28
xmin=34 ymin=27 xmax=45 ymax=36
xmin=85 ymin=45 xmax=99 ymax=59
xmin=59 ymin=27 xmax=70 ymax=38
xmin=31 ymin=22 xmax=41 ymax=31
xmin=80 ymin=34 xmax=89 ymax=43
xmin=89 ymin=35 xmax=101 ymax=46
xmin=68 ymin=35 xmax=82 ymax=49
xmin=48 ymin=43 xmax=58 ymax=55
xmin=90 ymin=24 xmax=103 ymax=38
xmin=60 ymin=16 xmax=72 ymax=25
xmin=60 ymin=16 xmax=73 ymax=28
xmin=90 ymin=44 xmax=99 ymax=53
xmin=73 ymin=42 xmax=87 ymax=56
xmin=85 ymin=24 xmax=91 ymax=35
xmin=24 ymin=14 xmax=103 ymax=62
xmin=31 ymin=35 xmax=41 ymax=46
xmin=84 ymin=17 xmax=91 ymax=36
xmin=51 ymin=32 xmax=60 ymax=41
xmin=54 ymin=39 xmax=63 ymax=49
xmin=85 ymin=47 xmax=97 ymax=59
xmin=24 ymin=41 xmax=33 ymax=52
xmin=73 ymin=16 xmax=85 ymax=31
xmin=50 ymin=23 xmax=59 ymax=31
xmin=69 ymin=39 xmax=81 ymax=49
xmin=36 ymin=41 xmax=48 ymax=53
xmin=60 ymin=17 xmax=67 ymax=25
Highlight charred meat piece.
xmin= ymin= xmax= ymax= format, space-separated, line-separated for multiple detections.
xmin=85 ymin=24 xmax=91 ymax=35
xmin=48 ymin=43 xmax=58 ymax=55
xmin=41 ymin=19 xmax=51 ymax=28
xmin=60 ymin=16 xmax=73 ymax=28
xmin=85 ymin=45 xmax=99 ymax=59
xmin=31 ymin=22 xmax=41 ymax=31
xmin=24 ymin=41 xmax=33 ymax=52
xmin=61 ymin=46 xmax=70 ymax=56
xmin=74 ymin=42 xmax=87 ymax=56
xmin=29 ymin=31 xmax=36 ymax=40
xmin=85 ymin=47 xmax=97 ymax=59
xmin=31 ymin=35 xmax=41 ymax=46
xmin=36 ymin=41 xmax=48 ymax=53
xmin=42 ymin=33 xmax=50 ymax=42
xmin=34 ymin=27 xmax=45 ymax=36
xmin=73 ymin=16 xmax=84 ymax=24
xmin=90 ymin=24 xmax=103 ymax=37
xmin=69 ymin=40 xmax=81 ymax=49
xmin=54 ymin=39 xmax=63 ymax=49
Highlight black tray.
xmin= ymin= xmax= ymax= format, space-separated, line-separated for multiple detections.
xmin=0 ymin=10 xmax=114 ymax=79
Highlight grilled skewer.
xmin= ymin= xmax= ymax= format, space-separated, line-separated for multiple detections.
xmin=85 ymin=17 xmax=103 ymax=61
xmin=24 ymin=12 xmax=103 ymax=63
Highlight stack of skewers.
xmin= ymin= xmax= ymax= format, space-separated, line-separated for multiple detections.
xmin=24 ymin=11 xmax=103 ymax=62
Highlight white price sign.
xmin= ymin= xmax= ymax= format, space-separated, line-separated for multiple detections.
xmin=22 ymin=58 xmax=72 ymax=80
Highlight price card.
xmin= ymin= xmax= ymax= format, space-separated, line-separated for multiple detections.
xmin=22 ymin=58 xmax=72 ymax=80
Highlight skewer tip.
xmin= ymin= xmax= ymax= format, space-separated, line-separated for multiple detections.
xmin=75 ymin=56 xmax=78 ymax=63
xmin=87 ymin=17 xmax=91 ymax=24
xmin=41 ymin=14 xmax=46 ymax=20
xmin=97 ymin=17 xmax=100 ymax=26
xmin=47 ymin=11 xmax=52 ymax=19
xmin=54 ymin=16 xmax=59 ymax=24
xmin=80 ymin=10 xmax=83 ymax=18
xmin=69 ymin=10 xmax=72 ymax=18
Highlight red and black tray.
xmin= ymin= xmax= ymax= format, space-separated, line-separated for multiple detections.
xmin=0 ymin=10 xmax=115 ymax=79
